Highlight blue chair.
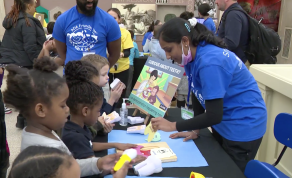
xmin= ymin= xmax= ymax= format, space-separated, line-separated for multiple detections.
xmin=244 ymin=113 xmax=292 ymax=178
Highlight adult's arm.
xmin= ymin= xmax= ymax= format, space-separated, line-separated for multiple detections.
xmin=223 ymin=11 xmax=244 ymax=51
xmin=122 ymin=48 xmax=131 ymax=58
xmin=107 ymin=38 xmax=121 ymax=68
xmin=176 ymin=98 xmax=223 ymax=131
xmin=22 ymin=20 xmax=42 ymax=62
xmin=54 ymin=40 xmax=67 ymax=65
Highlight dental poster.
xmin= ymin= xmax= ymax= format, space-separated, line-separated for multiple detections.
xmin=129 ymin=57 xmax=184 ymax=118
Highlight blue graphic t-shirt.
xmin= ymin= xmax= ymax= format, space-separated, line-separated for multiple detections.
xmin=203 ymin=18 xmax=216 ymax=34
xmin=53 ymin=6 xmax=121 ymax=65
xmin=184 ymin=43 xmax=267 ymax=142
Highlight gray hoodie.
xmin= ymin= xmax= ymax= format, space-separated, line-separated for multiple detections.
xmin=0 ymin=12 xmax=46 ymax=66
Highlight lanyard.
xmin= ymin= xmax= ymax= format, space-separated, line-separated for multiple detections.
xmin=186 ymin=75 xmax=192 ymax=109
xmin=77 ymin=7 xmax=95 ymax=51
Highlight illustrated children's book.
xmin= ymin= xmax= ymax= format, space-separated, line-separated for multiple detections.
xmin=129 ymin=57 xmax=184 ymax=118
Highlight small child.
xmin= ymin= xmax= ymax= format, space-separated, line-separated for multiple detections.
xmin=46 ymin=22 xmax=55 ymax=40
xmin=3 ymin=57 xmax=127 ymax=177
xmin=63 ymin=60 xmax=136 ymax=159
xmin=81 ymin=54 xmax=124 ymax=115
xmin=8 ymin=146 xmax=80 ymax=178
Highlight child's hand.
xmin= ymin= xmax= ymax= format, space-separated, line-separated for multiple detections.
xmin=98 ymin=116 xmax=114 ymax=133
xmin=114 ymin=143 xmax=137 ymax=151
xmin=110 ymin=83 xmax=124 ymax=103
xmin=0 ymin=68 xmax=3 ymax=75
xmin=103 ymin=122 xmax=115 ymax=133
xmin=112 ymin=161 xmax=130 ymax=178
xmin=43 ymin=40 xmax=53 ymax=51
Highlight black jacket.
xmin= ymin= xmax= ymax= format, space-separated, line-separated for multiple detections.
xmin=0 ymin=12 xmax=46 ymax=66
xmin=217 ymin=3 xmax=249 ymax=63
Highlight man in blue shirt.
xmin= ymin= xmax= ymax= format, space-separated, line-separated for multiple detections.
xmin=53 ymin=0 xmax=121 ymax=67
xmin=216 ymin=0 xmax=249 ymax=65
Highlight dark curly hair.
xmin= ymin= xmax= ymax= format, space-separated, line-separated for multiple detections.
xmin=179 ymin=11 xmax=194 ymax=20
xmin=3 ymin=57 xmax=66 ymax=118
xmin=47 ymin=22 xmax=55 ymax=34
xmin=8 ymin=146 xmax=73 ymax=178
xmin=64 ymin=61 xmax=103 ymax=114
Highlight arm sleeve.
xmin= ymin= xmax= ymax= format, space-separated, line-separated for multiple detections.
xmin=62 ymin=134 xmax=94 ymax=159
xmin=22 ymin=20 xmax=40 ymax=61
xmin=223 ymin=11 xmax=243 ymax=51
xmin=143 ymin=39 xmax=150 ymax=52
xmin=53 ymin=17 xmax=66 ymax=43
xmin=176 ymin=99 xmax=223 ymax=131
xmin=192 ymin=93 xmax=205 ymax=116
xmin=106 ymin=19 xmax=121 ymax=43
xmin=76 ymin=157 xmax=102 ymax=177
xmin=100 ymin=98 xmax=114 ymax=115
xmin=123 ymin=48 xmax=131 ymax=58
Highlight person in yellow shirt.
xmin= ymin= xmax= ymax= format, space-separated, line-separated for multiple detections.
xmin=107 ymin=8 xmax=134 ymax=107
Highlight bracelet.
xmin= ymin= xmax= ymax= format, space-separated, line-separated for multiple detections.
xmin=192 ymin=130 xmax=198 ymax=135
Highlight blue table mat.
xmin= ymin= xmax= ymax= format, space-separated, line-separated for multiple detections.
xmin=105 ymin=176 xmax=188 ymax=178
xmin=107 ymin=130 xmax=208 ymax=168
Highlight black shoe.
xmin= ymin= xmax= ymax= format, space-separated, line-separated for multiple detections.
xmin=16 ymin=116 xmax=25 ymax=129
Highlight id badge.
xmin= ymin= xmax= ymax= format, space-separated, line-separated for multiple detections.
xmin=83 ymin=50 xmax=95 ymax=57
xmin=181 ymin=107 xmax=194 ymax=120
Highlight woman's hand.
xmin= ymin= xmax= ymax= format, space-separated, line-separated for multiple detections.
xmin=170 ymin=130 xmax=200 ymax=142
xmin=151 ymin=117 xmax=177 ymax=132
xmin=120 ymin=52 xmax=124 ymax=58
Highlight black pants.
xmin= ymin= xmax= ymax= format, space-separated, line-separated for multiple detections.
xmin=109 ymin=69 xmax=130 ymax=108
xmin=212 ymin=128 xmax=262 ymax=172
xmin=0 ymin=157 xmax=9 ymax=178
xmin=0 ymin=91 xmax=9 ymax=178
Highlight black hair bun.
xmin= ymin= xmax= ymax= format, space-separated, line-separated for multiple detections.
xmin=64 ymin=61 xmax=90 ymax=87
xmin=33 ymin=56 xmax=59 ymax=72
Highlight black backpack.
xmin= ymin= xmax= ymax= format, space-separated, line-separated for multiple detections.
xmin=221 ymin=8 xmax=281 ymax=64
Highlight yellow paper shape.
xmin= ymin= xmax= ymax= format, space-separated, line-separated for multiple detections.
xmin=144 ymin=122 xmax=157 ymax=142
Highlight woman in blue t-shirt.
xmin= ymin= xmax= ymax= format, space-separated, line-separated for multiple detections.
xmin=151 ymin=18 xmax=267 ymax=172
xmin=198 ymin=3 xmax=216 ymax=33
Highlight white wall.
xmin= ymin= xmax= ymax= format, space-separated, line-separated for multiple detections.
xmin=277 ymin=0 xmax=292 ymax=64
xmin=0 ymin=0 xmax=6 ymax=40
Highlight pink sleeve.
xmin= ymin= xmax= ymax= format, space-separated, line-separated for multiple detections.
xmin=6 ymin=140 xmax=10 ymax=156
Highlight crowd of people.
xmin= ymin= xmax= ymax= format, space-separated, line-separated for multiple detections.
xmin=0 ymin=0 xmax=268 ymax=177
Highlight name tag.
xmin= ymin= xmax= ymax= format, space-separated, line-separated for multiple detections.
xmin=181 ymin=107 xmax=194 ymax=120
xmin=83 ymin=51 xmax=95 ymax=57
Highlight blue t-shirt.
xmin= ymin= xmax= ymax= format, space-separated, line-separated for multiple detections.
xmin=53 ymin=6 xmax=121 ymax=65
xmin=142 ymin=31 xmax=152 ymax=46
xmin=203 ymin=18 xmax=216 ymax=34
xmin=129 ymin=41 xmax=139 ymax=66
xmin=184 ymin=43 xmax=267 ymax=142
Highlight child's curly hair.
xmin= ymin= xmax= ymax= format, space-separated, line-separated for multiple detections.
xmin=64 ymin=61 xmax=103 ymax=114
xmin=3 ymin=57 xmax=66 ymax=118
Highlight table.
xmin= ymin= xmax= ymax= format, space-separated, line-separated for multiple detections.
xmin=93 ymin=108 xmax=245 ymax=178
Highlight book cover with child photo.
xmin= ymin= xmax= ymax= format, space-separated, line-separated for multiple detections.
xmin=129 ymin=57 xmax=184 ymax=117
